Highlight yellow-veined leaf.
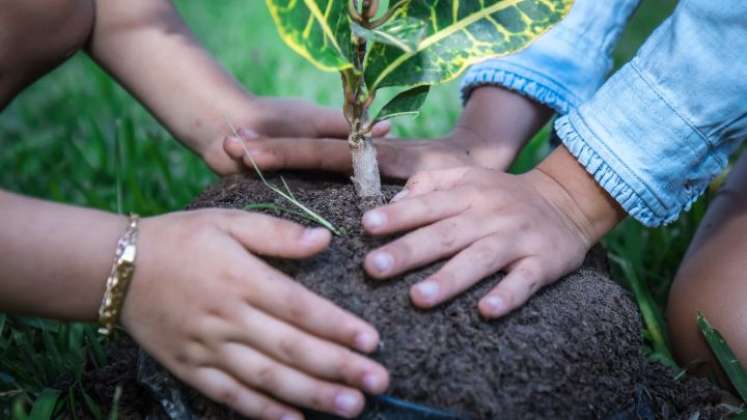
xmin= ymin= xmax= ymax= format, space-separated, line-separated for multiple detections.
xmin=365 ymin=0 xmax=574 ymax=90
xmin=266 ymin=0 xmax=354 ymax=72
xmin=373 ymin=85 xmax=430 ymax=122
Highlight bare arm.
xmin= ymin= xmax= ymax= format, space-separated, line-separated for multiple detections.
xmin=0 ymin=190 xmax=125 ymax=320
xmin=0 ymin=189 xmax=391 ymax=418
xmin=86 ymin=0 xmax=364 ymax=175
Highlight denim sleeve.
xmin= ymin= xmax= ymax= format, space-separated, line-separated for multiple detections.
xmin=556 ymin=0 xmax=747 ymax=227
xmin=460 ymin=0 xmax=640 ymax=114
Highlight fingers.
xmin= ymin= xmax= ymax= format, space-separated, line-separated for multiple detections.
xmin=233 ymin=305 xmax=389 ymax=394
xmin=362 ymin=189 xmax=472 ymax=235
xmin=242 ymin=261 xmax=382 ymax=354
xmin=478 ymin=259 xmax=548 ymax=319
xmin=221 ymin=343 xmax=367 ymax=418
xmin=194 ymin=367 xmax=302 ymax=420
xmin=409 ymin=234 xmax=517 ymax=309
xmin=365 ymin=214 xmax=495 ymax=279
xmin=226 ymin=212 xmax=331 ymax=259
xmin=225 ymin=135 xmax=354 ymax=173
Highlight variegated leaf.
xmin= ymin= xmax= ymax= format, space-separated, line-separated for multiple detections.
xmin=352 ymin=16 xmax=427 ymax=54
xmin=374 ymin=85 xmax=431 ymax=122
xmin=364 ymin=0 xmax=574 ymax=90
xmin=266 ymin=0 xmax=354 ymax=72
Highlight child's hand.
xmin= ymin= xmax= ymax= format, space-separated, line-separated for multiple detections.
xmin=223 ymin=126 xmax=509 ymax=180
xmin=205 ymin=97 xmax=390 ymax=176
xmin=222 ymin=87 xmax=551 ymax=179
xmin=121 ymin=210 xmax=389 ymax=419
xmin=359 ymin=165 xmax=598 ymax=318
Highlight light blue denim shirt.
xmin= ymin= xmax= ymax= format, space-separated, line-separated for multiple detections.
xmin=461 ymin=0 xmax=747 ymax=227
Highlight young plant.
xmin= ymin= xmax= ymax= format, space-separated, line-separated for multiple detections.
xmin=267 ymin=0 xmax=573 ymax=208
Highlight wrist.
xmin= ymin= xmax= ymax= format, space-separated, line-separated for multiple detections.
xmin=456 ymin=86 xmax=553 ymax=167
xmin=533 ymin=146 xmax=626 ymax=243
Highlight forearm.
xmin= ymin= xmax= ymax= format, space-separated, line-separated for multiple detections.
xmin=0 ymin=190 xmax=126 ymax=321
xmin=86 ymin=0 xmax=254 ymax=159
xmin=455 ymin=86 xmax=553 ymax=168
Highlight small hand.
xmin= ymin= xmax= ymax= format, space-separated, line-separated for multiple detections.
xmin=203 ymin=97 xmax=390 ymax=175
xmin=221 ymin=86 xmax=553 ymax=179
xmin=359 ymin=166 xmax=596 ymax=318
xmin=122 ymin=210 xmax=389 ymax=419
xmin=223 ymin=125 xmax=516 ymax=180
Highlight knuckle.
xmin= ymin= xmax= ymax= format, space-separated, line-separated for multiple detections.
xmin=255 ymin=363 xmax=280 ymax=391
xmin=216 ymin=386 xmax=241 ymax=407
xmin=277 ymin=334 xmax=303 ymax=363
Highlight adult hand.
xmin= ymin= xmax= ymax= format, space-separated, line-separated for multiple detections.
xmin=359 ymin=164 xmax=600 ymax=319
xmin=121 ymin=210 xmax=389 ymax=419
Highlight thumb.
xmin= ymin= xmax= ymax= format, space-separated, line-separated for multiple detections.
xmin=226 ymin=212 xmax=332 ymax=259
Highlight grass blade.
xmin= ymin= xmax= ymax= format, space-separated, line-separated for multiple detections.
xmin=609 ymin=255 xmax=674 ymax=366
xmin=224 ymin=118 xmax=341 ymax=235
xmin=28 ymin=388 xmax=61 ymax=420
xmin=697 ymin=312 xmax=747 ymax=401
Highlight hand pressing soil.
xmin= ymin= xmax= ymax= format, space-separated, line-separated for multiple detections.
xmin=75 ymin=172 xmax=729 ymax=420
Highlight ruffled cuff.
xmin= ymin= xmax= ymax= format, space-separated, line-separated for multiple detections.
xmin=555 ymin=62 xmax=730 ymax=227
xmin=460 ymin=60 xmax=577 ymax=114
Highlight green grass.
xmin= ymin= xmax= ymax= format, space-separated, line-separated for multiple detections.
xmin=4 ymin=0 xmax=741 ymax=417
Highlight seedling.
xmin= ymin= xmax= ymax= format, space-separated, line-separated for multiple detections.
xmin=267 ymin=0 xmax=573 ymax=208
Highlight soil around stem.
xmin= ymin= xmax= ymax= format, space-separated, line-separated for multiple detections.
xmin=78 ymin=172 xmax=729 ymax=420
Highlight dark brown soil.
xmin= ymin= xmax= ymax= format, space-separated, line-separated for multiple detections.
xmin=78 ymin=172 xmax=729 ymax=420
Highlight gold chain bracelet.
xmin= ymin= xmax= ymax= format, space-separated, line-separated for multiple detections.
xmin=98 ymin=214 xmax=139 ymax=336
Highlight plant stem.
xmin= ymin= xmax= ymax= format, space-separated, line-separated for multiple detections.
xmin=346 ymin=0 xmax=384 ymax=210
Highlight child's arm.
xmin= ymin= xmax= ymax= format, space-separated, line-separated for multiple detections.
xmin=359 ymin=0 xmax=747 ymax=317
xmin=0 ymin=189 xmax=389 ymax=418
xmin=85 ymin=0 xmax=367 ymax=175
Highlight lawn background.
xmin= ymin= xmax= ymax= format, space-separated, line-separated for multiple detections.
xmin=1 ymin=1 xmax=706 ymax=417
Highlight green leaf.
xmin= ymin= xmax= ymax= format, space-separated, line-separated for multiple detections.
xmin=352 ymin=16 xmax=427 ymax=53
xmin=374 ymin=85 xmax=430 ymax=122
xmin=266 ymin=0 xmax=353 ymax=72
xmin=697 ymin=312 xmax=747 ymax=402
xmin=28 ymin=388 xmax=61 ymax=420
xmin=365 ymin=0 xmax=574 ymax=90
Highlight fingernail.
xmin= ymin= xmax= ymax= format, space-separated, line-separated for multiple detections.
xmin=335 ymin=392 xmax=361 ymax=416
xmin=415 ymin=282 xmax=440 ymax=303
xmin=226 ymin=136 xmax=241 ymax=145
xmin=354 ymin=332 xmax=378 ymax=353
xmin=391 ymin=189 xmax=409 ymax=203
xmin=238 ymin=128 xmax=259 ymax=139
xmin=363 ymin=210 xmax=387 ymax=229
xmin=302 ymin=228 xmax=329 ymax=244
xmin=281 ymin=414 xmax=302 ymax=420
xmin=482 ymin=295 xmax=506 ymax=317
xmin=370 ymin=252 xmax=394 ymax=274
xmin=363 ymin=373 xmax=382 ymax=393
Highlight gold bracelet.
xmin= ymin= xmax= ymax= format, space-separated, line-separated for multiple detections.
xmin=98 ymin=214 xmax=139 ymax=336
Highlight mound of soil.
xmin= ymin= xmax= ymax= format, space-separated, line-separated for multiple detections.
xmin=77 ymin=172 xmax=729 ymax=419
